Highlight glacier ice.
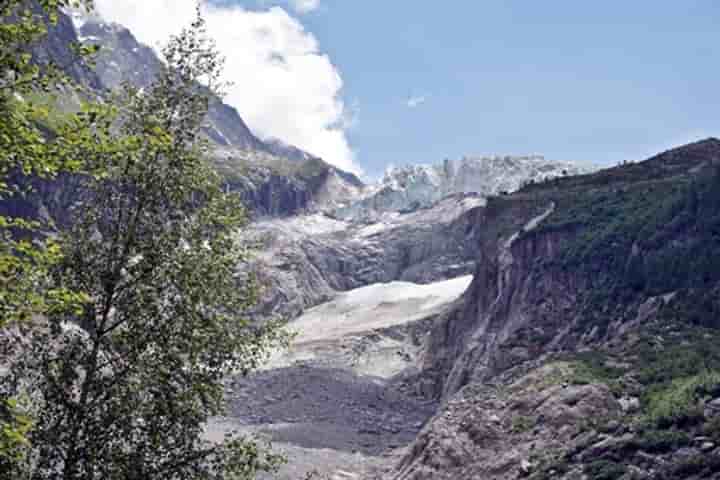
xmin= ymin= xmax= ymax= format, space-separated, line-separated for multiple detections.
xmin=332 ymin=155 xmax=592 ymax=221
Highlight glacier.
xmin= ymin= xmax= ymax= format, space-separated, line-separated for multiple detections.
xmin=331 ymin=155 xmax=592 ymax=221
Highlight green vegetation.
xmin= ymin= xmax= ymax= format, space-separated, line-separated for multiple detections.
xmin=527 ymin=451 xmax=571 ymax=480
xmin=630 ymin=428 xmax=690 ymax=453
xmin=510 ymin=415 xmax=534 ymax=433
xmin=583 ymin=460 xmax=627 ymax=480
xmin=634 ymin=325 xmax=720 ymax=387
xmin=632 ymin=324 xmax=720 ymax=429
xmin=0 ymin=398 xmax=32 ymax=473
xmin=526 ymin=163 xmax=720 ymax=337
xmin=15 ymin=90 xmax=78 ymax=132
xmin=1 ymin=4 xmax=287 ymax=479
xmin=543 ymin=324 xmax=720 ymax=475
xmin=0 ymin=0 xmax=98 ymax=327
xmin=503 ymin=146 xmax=720 ymax=479
xmin=0 ymin=0 xmax=99 ymax=470
xmin=644 ymin=371 xmax=720 ymax=428
xmin=567 ymin=351 xmax=626 ymax=390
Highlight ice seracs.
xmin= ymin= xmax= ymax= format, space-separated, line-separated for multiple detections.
xmin=332 ymin=155 xmax=592 ymax=221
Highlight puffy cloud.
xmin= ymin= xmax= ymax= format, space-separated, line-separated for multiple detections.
xmin=406 ymin=95 xmax=427 ymax=108
xmin=91 ymin=0 xmax=359 ymax=174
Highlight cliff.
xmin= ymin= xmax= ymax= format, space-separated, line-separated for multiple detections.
xmin=390 ymin=138 xmax=720 ymax=479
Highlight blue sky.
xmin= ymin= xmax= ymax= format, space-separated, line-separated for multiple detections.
xmin=271 ymin=0 xmax=720 ymax=177
xmin=111 ymin=0 xmax=720 ymax=178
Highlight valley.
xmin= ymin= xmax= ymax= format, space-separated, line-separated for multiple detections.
xmin=3 ymin=4 xmax=720 ymax=480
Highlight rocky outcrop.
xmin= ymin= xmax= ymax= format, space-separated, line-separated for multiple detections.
xmin=391 ymin=362 xmax=621 ymax=480
xmin=391 ymin=324 xmax=720 ymax=480
xmin=5 ymin=9 xmax=366 ymax=223
xmin=420 ymin=138 xmax=720 ymax=401
xmin=422 ymin=200 xmax=575 ymax=399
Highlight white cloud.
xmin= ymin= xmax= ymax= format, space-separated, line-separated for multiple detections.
xmin=91 ymin=0 xmax=359 ymax=174
xmin=291 ymin=0 xmax=320 ymax=13
xmin=406 ymin=95 xmax=427 ymax=108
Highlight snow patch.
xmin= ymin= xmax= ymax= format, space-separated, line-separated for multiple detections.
xmin=356 ymin=222 xmax=391 ymax=238
xmin=289 ymin=275 xmax=473 ymax=344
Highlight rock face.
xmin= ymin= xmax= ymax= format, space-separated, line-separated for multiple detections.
xmin=334 ymin=156 xmax=590 ymax=222
xmin=387 ymin=138 xmax=720 ymax=479
xmin=391 ymin=363 xmax=621 ymax=480
xmin=74 ymin=16 xmax=267 ymax=152
xmin=31 ymin=6 xmax=104 ymax=91
xmin=420 ymin=138 xmax=720 ymax=401
xmin=244 ymin=194 xmax=485 ymax=320
xmin=219 ymin=154 xmax=365 ymax=217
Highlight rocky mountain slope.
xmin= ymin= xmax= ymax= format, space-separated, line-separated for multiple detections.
xmin=20 ymin=7 xmax=365 ymax=220
xmin=238 ymin=154 xmax=593 ymax=320
xmin=387 ymin=138 xmax=720 ymax=480
xmin=244 ymin=194 xmax=484 ymax=320
xmin=219 ymin=137 xmax=719 ymax=480
xmin=70 ymin=10 xmax=267 ymax=152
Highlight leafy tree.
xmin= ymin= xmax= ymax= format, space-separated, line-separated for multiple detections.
xmin=4 ymin=8 xmax=286 ymax=480
xmin=0 ymin=0 xmax=98 ymax=470
xmin=1 ymin=0 xmax=100 ymax=324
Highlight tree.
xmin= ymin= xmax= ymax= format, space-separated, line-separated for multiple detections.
xmin=3 ymin=8 xmax=286 ymax=480
xmin=0 ymin=0 xmax=98 ymax=470
xmin=1 ymin=0 xmax=100 ymax=324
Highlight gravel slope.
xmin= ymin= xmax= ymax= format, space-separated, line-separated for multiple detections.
xmin=209 ymin=276 xmax=472 ymax=479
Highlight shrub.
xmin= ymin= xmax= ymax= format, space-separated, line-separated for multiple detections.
xmin=632 ymin=429 xmax=690 ymax=453
xmin=703 ymin=416 xmax=720 ymax=441
xmin=511 ymin=415 xmax=535 ymax=433
xmin=645 ymin=370 xmax=720 ymax=428
xmin=584 ymin=460 xmax=627 ymax=480
xmin=569 ymin=351 xmax=626 ymax=387
xmin=673 ymin=454 xmax=720 ymax=477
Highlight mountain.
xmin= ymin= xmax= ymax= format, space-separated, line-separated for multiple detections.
xmin=30 ymin=5 xmax=104 ymax=91
xmin=21 ymin=6 xmax=720 ymax=480
xmin=16 ymin=7 xmax=365 ymax=219
xmin=73 ymin=14 xmax=267 ymax=152
xmin=213 ymin=139 xmax=720 ymax=480
xmin=388 ymin=138 xmax=720 ymax=479
xmin=263 ymin=138 xmax=317 ymax=163
xmin=238 ymin=154 xmax=593 ymax=320
xmin=333 ymin=155 xmax=591 ymax=221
